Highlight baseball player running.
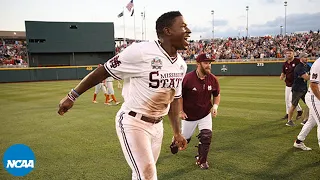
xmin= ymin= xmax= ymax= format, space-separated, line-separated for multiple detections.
xmin=293 ymin=57 xmax=320 ymax=150
xmin=105 ymin=76 xmax=120 ymax=105
xmin=286 ymin=53 xmax=310 ymax=126
xmin=58 ymin=11 xmax=191 ymax=180
xmin=280 ymin=49 xmax=303 ymax=120
xmin=92 ymin=64 xmax=109 ymax=104
xmin=170 ymin=53 xmax=220 ymax=169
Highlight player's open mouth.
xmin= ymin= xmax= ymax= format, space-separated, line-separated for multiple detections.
xmin=184 ymin=36 xmax=190 ymax=44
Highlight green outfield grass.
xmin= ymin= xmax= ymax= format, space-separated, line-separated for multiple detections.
xmin=0 ymin=77 xmax=319 ymax=180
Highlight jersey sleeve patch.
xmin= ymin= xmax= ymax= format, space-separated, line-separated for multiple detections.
xmin=103 ymin=43 xmax=144 ymax=80
xmin=104 ymin=56 xmax=122 ymax=80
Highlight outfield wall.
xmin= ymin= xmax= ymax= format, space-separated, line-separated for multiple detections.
xmin=0 ymin=61 xmax=314 ymax=83
xmin=189 ymin=61 xmax=284 ymax=76
xmin=0 ymin=66 xmax=93 ymax=83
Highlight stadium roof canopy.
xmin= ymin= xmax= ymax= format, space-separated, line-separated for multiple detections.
xmin=0 ymin=31 xmax=26 ymax=39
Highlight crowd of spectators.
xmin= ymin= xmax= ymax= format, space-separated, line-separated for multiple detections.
xmin=0 ymin=39 xmax=28 ymax=66
xmin=181 ymin=31 xmax=320 ymax=61
xmin=114 ymin=31 xmax=320 ymax=61
xmin=2 ymin=31 xmax=319 ymax=67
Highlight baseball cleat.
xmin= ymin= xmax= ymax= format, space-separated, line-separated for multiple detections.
xmin=301 ymin=119 xmax=308 ymax=125
xmin=199 ymin=162 xmax=209 ymax=169
xmin=114 ymin=101 xmax=121 ymax=105
xmin=108 ymin=99 xmax=113 ymax=103
xmin=293 ymin=142 xmax=312 ymax=151
xmin=104 ymin=102 xmax=111 ymax=105
xmin=286 ymin=120 xmax=295 ymax=127
xmin=195 ymin=156 xmax=209 ymax=169
xmin=93 ymin=101 xmax=98 ymax=103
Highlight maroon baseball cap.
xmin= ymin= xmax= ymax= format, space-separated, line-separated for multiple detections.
xmin=196 ymin=53 xmax=214 ymax=63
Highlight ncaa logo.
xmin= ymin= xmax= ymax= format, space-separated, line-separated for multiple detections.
xmin=2 ymin=144 xmax=36 ymax=176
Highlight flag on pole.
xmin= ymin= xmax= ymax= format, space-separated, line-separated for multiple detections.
xmin=131 ymin=9 xmax=134 ymax=16
xmin=117 ymin=11 xmax=124 ymax=18
xmin=126 ymin=0 xmax=134 ymax=12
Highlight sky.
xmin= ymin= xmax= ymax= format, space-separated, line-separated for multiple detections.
xmin=1 ymin=0 xmax=320 ymax=40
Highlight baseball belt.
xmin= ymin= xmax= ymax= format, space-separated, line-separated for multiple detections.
xmin=128 ymin=111 xmax=163 ymax=124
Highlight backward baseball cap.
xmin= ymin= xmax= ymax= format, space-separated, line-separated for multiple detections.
xmin=196 ymin=53 xmax=214 ymax=63
xmin=299 ymin=52 xmax=308 ymax=58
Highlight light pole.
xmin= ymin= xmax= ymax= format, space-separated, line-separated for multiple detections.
xmin=211 ymin=10 xmax=214 ymax=40
xmin=141 ymin=12 xmax=144 ymax=40
xmin=246 ymin=6 xmax=249 ymax=37
xmin=284 ymin=1 xmax=287 ymax=35
xmin=280 ymin=26 xmax=283 ymax=35
xmin=144 ymin=7 xmax=146 ymax=41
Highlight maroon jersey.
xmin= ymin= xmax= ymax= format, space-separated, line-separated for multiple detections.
xmin=182 ymin=70 xmax=220 ymax=121
xmin=282 ymin=58 xmax=300 ymax=87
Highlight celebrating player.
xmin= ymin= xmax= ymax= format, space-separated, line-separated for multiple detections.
xmin=280 ymin=49 xmax=303 ymax=120
xmin=58 ymin=11 xmax=191 ymax=179
xmin=293 ymin=57 xmax=320 ymax=150
xmin=170 ymin=53 xmax=220 ymax=169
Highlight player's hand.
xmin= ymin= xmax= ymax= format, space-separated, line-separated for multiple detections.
xmin=279 ymin=75 xmax=284 ymax=80
xmin=57 ymin=96 xmax=74 ymax=115
xmin=211 ymin=109 xmax=218 ymax=118
xmin=179 ymin=111 xmax=188 ymax=120
xmin=173 ymin=134 xmax=187 ymax=151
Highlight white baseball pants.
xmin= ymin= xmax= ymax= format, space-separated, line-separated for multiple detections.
xmin=94 ymin=83 xmax=107 ymax=94
xmin=181 ymin=113 xmax=212 ymax=139
xmin=105 ymin=81 xmax=115 ymax=95
xmin=115 ymin=109 xmax=163 ymax=180
xmin=297 ymin=92 xmax=320 ymax=147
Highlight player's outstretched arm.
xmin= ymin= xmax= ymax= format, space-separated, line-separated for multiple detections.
xmin=168 ymin=98 xmax=187 ymax=150
xmin=74 ymin=66 xmax=110 ymax=95
xmin=58 ymin=66 xmax=110 ymax=115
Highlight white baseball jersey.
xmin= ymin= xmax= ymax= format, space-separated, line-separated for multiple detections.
xmin=308 ymin=57 xmax=320 ymax=95
xmin=104 ymin=41 xmax=187 ymax=117
xmin=121 ymin=78 xmax=130 ymax=101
